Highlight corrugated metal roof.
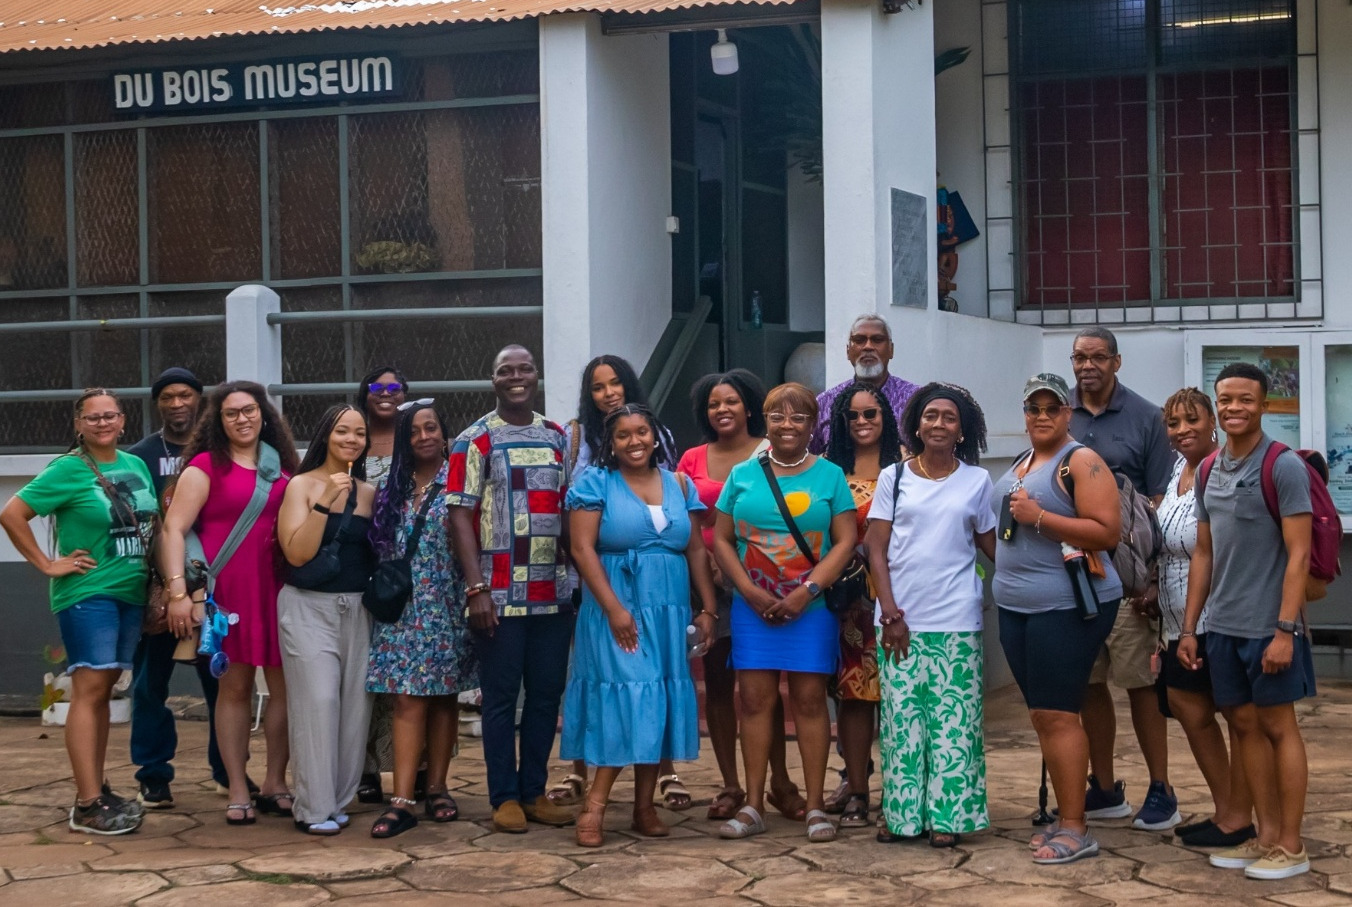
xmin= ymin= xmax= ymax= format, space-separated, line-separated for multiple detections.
xmin=0 ymin=0 xmax=794 ymax=54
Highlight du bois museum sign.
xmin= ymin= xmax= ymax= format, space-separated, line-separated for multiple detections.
xmin=112 ymin=54 xmax=401 ymax=113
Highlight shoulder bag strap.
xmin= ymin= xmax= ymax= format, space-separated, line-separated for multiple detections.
xmin=190 ymin=442 xmax=283 ymax=594
xmin=757 ymin=451 xmax=818 ymax=567
xmin=567 ymin=420 xmax=583 ymax=474
xmin=1195 ymin=450 xmax=1219 ymax=502
xmin=80 ymin=453 xmax=139 ymax=528
xmin=402 ymin=482 xmax=443 ymax=561
xmin=1258 ymin=441 xmax=1288 ymax=527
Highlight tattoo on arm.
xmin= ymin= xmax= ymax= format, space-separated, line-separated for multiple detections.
xmin=1088 ymin=463 xmax=1103 ymax=479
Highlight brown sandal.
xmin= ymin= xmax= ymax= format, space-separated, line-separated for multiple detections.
xmin=631 ymin=804 xmax=670 ymax=838
xmin=707 ymin=787 xmax=747 ymax=821
xmin=575 ymin=798 xmax=606 ymax=848
xmin=766 ymin=785 xmax=807 ymax=821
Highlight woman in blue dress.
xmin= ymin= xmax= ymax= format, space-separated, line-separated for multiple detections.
xmin=563 ymin=404 xmax=719 ymax=847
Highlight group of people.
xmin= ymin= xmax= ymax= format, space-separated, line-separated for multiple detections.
xmin=0 ymin=317 xmax=1319 ymax=880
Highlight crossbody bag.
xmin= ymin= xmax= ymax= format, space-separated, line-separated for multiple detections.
xmin=364 ymin=482 xmax=442 ymax=623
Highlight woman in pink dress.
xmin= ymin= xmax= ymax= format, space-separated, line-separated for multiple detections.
xmin=159 ymin=381 xmax=299 ymax=825
xmin=676 ymin=369 xmax=803 ymax=823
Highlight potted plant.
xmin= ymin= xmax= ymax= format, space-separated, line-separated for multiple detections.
xmin=41 ymin=644 xmax=132 ymax=726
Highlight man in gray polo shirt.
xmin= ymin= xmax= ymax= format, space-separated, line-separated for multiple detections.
xmin=1068 ymin=327 xmax=1178 ymax=831
xmin=1180 ymin=361 xmax=1313 ymax=880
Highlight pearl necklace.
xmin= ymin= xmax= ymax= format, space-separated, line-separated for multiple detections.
xmin=768 ymin=450 xmax=810 ymax=468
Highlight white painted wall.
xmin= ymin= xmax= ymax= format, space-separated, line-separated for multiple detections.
xmin=539 ymin=15 xmax=672 ymax=421
xmin=934 ymin=0 xmax=989 ymax=317
xmin=1316 ymin=0 xmax=1352 ymax=329
xmin=787 ymin=168 xmax=826 ymax=332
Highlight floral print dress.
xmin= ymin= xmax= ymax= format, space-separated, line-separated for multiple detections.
xmin=366 ymin=462 xmax=478 ymax=696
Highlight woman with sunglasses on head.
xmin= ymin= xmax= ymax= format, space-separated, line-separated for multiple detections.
xmin=2 ymin=389 xmax=157 ymax=835
xmin=548 ymin=355 xmax=686 ymax=811
xmin=822 ymin=383 xmax=903 ymax=831
xmin=564 ymin=404 xmax=718 ymax=846
xmin=867 ymin=383 xmax=995 ymax=848
xmin=365 ymin=399 xmax=477 ymax=838
xmin=713 ymin=383 xmax=858 ymax=843
xmin=277 ymin=404 xmax=378 ymax=835
xmin=678 ymin=371 xmax=805 ymax=823
xmin=994 ymin=374 xmax=1121 ymax=865
xmin=355 ymin=365 xmax=407 ymax=804
xmin=157 ymin=382 xmax=299 ymax=826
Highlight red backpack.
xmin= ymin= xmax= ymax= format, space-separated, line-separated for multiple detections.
xmin=1197 ymin=442 xmax=1343 ymax=601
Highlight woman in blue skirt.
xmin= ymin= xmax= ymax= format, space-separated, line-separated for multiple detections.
xmin=563 ymin=404 xmax=718 ymax=847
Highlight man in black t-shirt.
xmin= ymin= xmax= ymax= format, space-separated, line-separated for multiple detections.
xmin=127 ymin=368 xmax=242 ymax=808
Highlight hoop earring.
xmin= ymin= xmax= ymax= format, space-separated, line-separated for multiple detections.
xmin=958 ymin=435 xmax=965 ymax=443
xmin=1211 ymin=430 xmax=1218 ymax=442
xmin=76 ymin=432 xmax=84 ymax=444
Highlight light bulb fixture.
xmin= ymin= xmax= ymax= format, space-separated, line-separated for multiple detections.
xmin=711 ymin=29 xmax=739 ymax=76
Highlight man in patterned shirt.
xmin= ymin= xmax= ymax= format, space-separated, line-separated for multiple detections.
xmin=448 ymin=344 xmax=576 ymax=834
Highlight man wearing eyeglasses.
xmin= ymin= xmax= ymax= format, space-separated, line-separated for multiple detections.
xmin=124 ymin=367 xmax=240 ymax=811
xmin=1068 ymin=328 xmax=1178 ymax=833
xmin=809 ymin=314 xmax=919 ymax=455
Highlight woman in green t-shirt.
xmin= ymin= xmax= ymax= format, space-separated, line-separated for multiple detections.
xmin=1 ymin=389 xmax=157 ymax=836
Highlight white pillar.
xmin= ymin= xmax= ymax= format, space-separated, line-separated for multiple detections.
xmin=540 ymin=14 xmax=671 ymax=421
xmin=224 ymin=284 xmax=282 ymax=405
xmin=820 ymin=0 xmax=938 ymax=386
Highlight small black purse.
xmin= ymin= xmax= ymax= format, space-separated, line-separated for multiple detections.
xmin=287 ymin=490 xmax=357 ymax=588
xmin=363 ymin=482 xmax=441 ymax=624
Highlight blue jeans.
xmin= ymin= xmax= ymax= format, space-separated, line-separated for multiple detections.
xmin=474 ymin=612 xmax=574 ymax=808
xmin=56 ymin=596 xmax=141 ymax=672
xmin=131 ymin=631 xmax=226 ymax=786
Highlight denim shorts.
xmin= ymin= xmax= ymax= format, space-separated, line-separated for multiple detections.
xmin=56 ymin=596 xmax=142 ymax=673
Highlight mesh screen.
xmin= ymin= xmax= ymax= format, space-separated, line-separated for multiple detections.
xmin=270 ymin=118 xmax=342 ymax=280
xmin=0 ymin=299 xmax=75 ymax=450
xmin=0 ymin=134 xmax=68 ymax=290
xmin=148 ymin=122 xmax=262 ymax=284
xmin=75 ymin=130 xmax=140 ymax=287
xmin=146 ymin=292 xmax=229 ymax=384
xmin=348 ymin=104 xmax=541 ymax=275
xmin=423 ymin=50 xmax=540 ymax=101
xmin=1014 ymin=0 xmax=1148 ymax=77
xmin=1160 ymin=0 xmax=1295 ymax=64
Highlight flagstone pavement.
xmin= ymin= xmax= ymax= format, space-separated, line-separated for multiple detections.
xmin=4 ymin=682 xmax=1352 ymax=906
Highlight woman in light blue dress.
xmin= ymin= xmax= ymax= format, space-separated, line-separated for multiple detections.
xmin=563 ymin=404 xmax=719 ymax=847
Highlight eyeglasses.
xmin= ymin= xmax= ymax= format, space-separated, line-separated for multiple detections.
xmin=78 ymin=412 xmax=123 ymax=425
xmin=846 ymin=408 xmax=880 ymax=422
xmin=222 ymin=403 xmax=261 ymax=423
xmin=368 ymin=382 xmax=405 ymax=395
xmin=848 ymin=333 xmax=890 ymax=347
xmin=1023 ymin=403 xmax=1066 ymax=418
xmin=397 ymin=397 xmax=435 ymax=412
xmin=766 ymin=413 xmax=811 ymax=426
xmin=1070 ymin=354 xmax=1115 ymax=367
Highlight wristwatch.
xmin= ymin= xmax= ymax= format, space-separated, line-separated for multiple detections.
xmin=1275 ymin=619 xmax=1299 ymax=635
xmin=803 ymin=579 xmax=822 ymax=598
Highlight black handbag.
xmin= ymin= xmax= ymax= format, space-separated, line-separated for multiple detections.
xmin=287 ymin=489 xmax=357 ymax=588
xmin=363 ymin=483 xmax=441 ymax=623
xmin=757 ymin=453 xmax=868 ymax=615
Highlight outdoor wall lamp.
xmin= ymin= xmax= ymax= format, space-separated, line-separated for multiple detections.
xmin=711 ymin=29 xmax=739 ymax=75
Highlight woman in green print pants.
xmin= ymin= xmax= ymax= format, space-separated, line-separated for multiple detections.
xmin=864 ymin=383 xmax=996 ymax=846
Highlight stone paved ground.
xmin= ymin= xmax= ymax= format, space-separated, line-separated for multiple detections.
xmin=4 ymin=683 xmax=1352 ymax=906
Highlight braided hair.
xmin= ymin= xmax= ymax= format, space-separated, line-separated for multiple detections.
xmin=899 ymin=382 xmax=988 ymax=466
xmin=369 ymin=401 xmax=450 ymax=560
xmin=594 ymin=404 xmax=669 ymax=471
xmin=824 ymin=382 xmax=903 ymax=475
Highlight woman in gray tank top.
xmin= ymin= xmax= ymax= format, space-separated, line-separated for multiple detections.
xmin=993 ymin=373 xmax=1123 ymax=866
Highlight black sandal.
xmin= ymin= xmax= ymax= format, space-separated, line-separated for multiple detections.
xmin=370 ymin=805 xmax=418 ymax=839
xmin=357 ymin=772 xmax=384 ymax=804
xmin=254 ymin=791 xmax=294 ymax=817
xmin=930 ymin=831 xmax=961 ymax=848
xmin=425 ymin=790 xmax=459 ymax=823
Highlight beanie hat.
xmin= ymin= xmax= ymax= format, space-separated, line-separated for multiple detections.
xmin=151 ymin=367 xmax=204 ymax=400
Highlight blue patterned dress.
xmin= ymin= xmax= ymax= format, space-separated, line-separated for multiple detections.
xmin=560 ymin=467 xmax=704 ymax=767
xmin=366 ymin=462 xmax=478 ymax=696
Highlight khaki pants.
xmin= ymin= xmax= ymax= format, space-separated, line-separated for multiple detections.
xmin=278 ymin=585 xmax=373 ymax=824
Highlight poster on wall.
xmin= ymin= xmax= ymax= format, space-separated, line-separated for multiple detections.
xmin=1326 ymin=345 xmax=1352 ymax=514
xmin=1201 ymin=346 xmax=1301 ymax=448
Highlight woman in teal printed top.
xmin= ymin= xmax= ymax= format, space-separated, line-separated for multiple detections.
xmin=1 ymin=389 xmax=157 ymax=836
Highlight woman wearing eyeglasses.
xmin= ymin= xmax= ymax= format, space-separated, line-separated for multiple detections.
xmin=713 ymin=383 xmax=858 ymax=843
xmin=2 ymin=389 xmax=158 ymax=835
xmin=365 ymin=400 xmax=476 ymax=838
xmin=157 ymin=381 xmax=300 ymax=826
xmin=867 ymin=383 xmax=995 ymax=848
xmin=821 ymin=383 xmax=903 ymax=831
xmin=356 ymin=365 xmax=408 ymax=805
xmin=994 ymin=373 xmax=1122 ymax=865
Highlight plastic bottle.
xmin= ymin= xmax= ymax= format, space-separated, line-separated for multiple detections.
xmin=750 ymin=290 xmax=763 ymax=329
xmin=686 ymin=624 xmax=709 ymax=659
xmin=1060 ymin=543 xmax=1101 ymax=621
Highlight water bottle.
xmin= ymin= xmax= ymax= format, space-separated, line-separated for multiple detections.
xmin=686 ymin=624 xmax=709 ymax=659
xmin=750 ymin=290 xmax=763 ymax=329
xmin=1061 ymin=543 xmax=1101 ymax=621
